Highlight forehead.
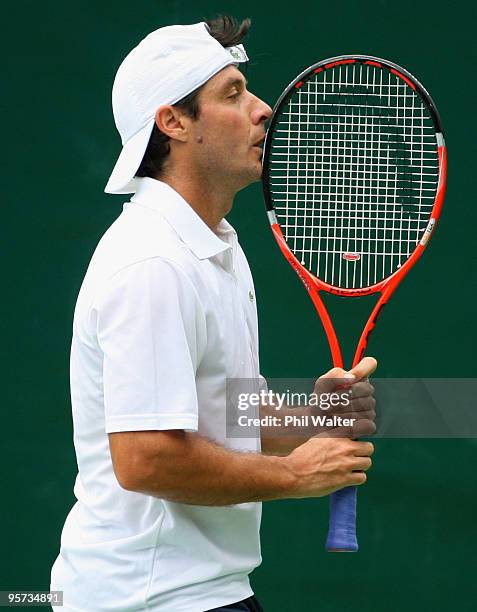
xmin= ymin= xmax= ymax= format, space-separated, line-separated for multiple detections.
xmin=200 ymin=65 xmax=247 ymax=96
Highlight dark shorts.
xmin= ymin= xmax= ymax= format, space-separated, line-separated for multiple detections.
xmin=206 ymin=594 xmax=264 ymax=611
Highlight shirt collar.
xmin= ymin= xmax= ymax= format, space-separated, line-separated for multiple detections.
xmin=128 ymin=177 xmax=236 ymax=261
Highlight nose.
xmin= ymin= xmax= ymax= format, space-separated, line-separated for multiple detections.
xmin=250 ymin=95 xmax=273 ymax=125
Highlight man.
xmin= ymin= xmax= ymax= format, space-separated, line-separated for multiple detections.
xmin=51 ymin=16 xmax=376 ymax=612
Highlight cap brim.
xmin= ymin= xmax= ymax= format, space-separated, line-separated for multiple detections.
xmin=104 ymin=118 xmax=155 ymax=194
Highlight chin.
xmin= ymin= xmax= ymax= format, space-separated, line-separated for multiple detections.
xmin=250 ymin=159 xmax=263 ymax=179
xmin=234 ymin=162 xmax=263 ymax=192
xmin=236 ymin=174 xmax=260 ymax=193
xmin=248 ymin=166 xmax=263 ymax=185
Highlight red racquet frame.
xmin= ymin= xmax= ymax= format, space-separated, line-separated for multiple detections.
xmin=268 ymin=138 xmax=446 ymax=369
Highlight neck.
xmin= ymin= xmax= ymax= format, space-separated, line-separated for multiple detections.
xmin=158 ymin=166 xmax=236 ymax=231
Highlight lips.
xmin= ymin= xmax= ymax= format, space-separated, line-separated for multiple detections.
xmin=253 ymin=144 xmax=264 ymax=160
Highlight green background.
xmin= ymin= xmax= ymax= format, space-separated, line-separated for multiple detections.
xmin=3 ymin=0 xmax=476 ymax=610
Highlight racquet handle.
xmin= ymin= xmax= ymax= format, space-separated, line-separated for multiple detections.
xmin=326 ymin=486 xmax=358 ymax=552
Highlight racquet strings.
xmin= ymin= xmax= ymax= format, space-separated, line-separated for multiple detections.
xmin=268 ymin=62 xmax=440 ymax=290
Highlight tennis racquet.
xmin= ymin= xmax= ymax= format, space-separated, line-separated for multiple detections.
xmin=262 ymin=55 xmax=447 ymax=551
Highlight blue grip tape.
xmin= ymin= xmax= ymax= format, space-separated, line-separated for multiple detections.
xmin=325 ymin=486 xmax=358 ymax=552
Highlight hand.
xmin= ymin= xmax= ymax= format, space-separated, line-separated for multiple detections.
xmin=284 ymin=436 xmax=374 ymax=498
xmin=310 ymin=357 xmax=377 ymax=438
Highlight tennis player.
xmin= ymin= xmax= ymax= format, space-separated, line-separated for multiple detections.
xmin=50 ymin=16 xmax=377 ymax=612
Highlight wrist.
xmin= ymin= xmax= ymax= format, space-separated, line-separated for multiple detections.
xmin=273 ymin=454 xmax=300 ymax=499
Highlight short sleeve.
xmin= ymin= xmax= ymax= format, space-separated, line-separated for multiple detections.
xmin=94 ymin=257 xmax=206 ymax=433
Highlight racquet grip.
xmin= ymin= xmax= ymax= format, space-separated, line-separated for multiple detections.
xmin=326 ymin=486 xmax=358 ymax=552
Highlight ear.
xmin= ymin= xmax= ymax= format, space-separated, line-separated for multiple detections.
xmin=154 ymin=106 xmax=189 ymax=142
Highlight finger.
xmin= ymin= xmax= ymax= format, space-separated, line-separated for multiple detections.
xmin=352 ymin=441 xmax=375 ymax=456
xmin=311 ymin=413 xmax=376 ymax=438
xmin=315 ymin=367 xmax=350 ymax=394
xmin=350 ymin=395 xmax=376 ymax=413
xmin=349 ymin=472 xmax=367 ymax=486
xmin=351 ymin=419 xmax=376 ymax=438
xmin=341 ymin=409 xmax=376 ymax=423
xmin=320 ymin=367 xmax=348 ymax=379
xmin=318 ymin=418 xmax=375 ymax=438
xmin=348 ymin=356 xmax=378 ymax=381
xmin=313 ymin=427 xmax=356 ymax=439
xmin=352 ymin=457 xmax=372 ymax=471
xmin=348 ymin=381 xmax=375 ymax=399
xmin=310 ymin=389 xmax=353 ymax=413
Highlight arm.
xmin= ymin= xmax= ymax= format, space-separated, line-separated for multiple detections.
xmin=109 ymin=428 xmax=374 ymax=505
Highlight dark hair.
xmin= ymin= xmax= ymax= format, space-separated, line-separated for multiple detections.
xmin=135 ymin=15 xmax=251 ymax=180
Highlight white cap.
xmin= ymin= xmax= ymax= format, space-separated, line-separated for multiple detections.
xmin=104 ymin=22 xmax=249 ymax=194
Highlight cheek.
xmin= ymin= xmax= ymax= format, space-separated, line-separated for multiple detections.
xmin=226 ymin=120 xmax=250 ymax=154
xmin=199 ymin=108 xmax=248 ymax=149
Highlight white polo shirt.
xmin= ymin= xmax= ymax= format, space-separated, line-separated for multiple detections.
xmin=50 ymin=178 xmax=263 ymax=612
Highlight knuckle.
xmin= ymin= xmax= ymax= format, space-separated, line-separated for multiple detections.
xmin=352 ymin=394 xmax=375 ymax=412
xmin=361 ymin=397 xmax=373 ymax=412
xmin=351 ymin=419 xmax=375 ymax=437
xmin=362 ymin=410 xmax=376 ymax=423
xmin=353 ymin=397 xmax=366 ymax=410
xmin=336 ymin=437 xmax=351 ymax=450
xmin=327 ymin=367 xmax=347 ymax=378
xmin=345 ymin=437 xmax=357 ymax=449
xmin=345 ymin=456 xmax=357 ymax=470
xmin=366 ymin=421 xmax=377 ymax=435
xmin=346 ymin=427 xmax=356 ymax=439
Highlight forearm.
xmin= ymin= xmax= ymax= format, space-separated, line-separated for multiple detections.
xmin=260 ymin=402 xmax=312 ymax=456
xmin=127 ymin=430 xmax=296 ymax=505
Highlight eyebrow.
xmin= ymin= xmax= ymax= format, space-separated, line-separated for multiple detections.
xmin=220 ymin=76 xmax=248 ymax=92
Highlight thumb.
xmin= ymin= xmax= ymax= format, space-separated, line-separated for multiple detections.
xmin=316 ymin=366 xmax=354 ymax=393
xmin=320 ymin=366 xmax=348 ymax=379
xmin=348 ymin=357 xmax=378 ymax=381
